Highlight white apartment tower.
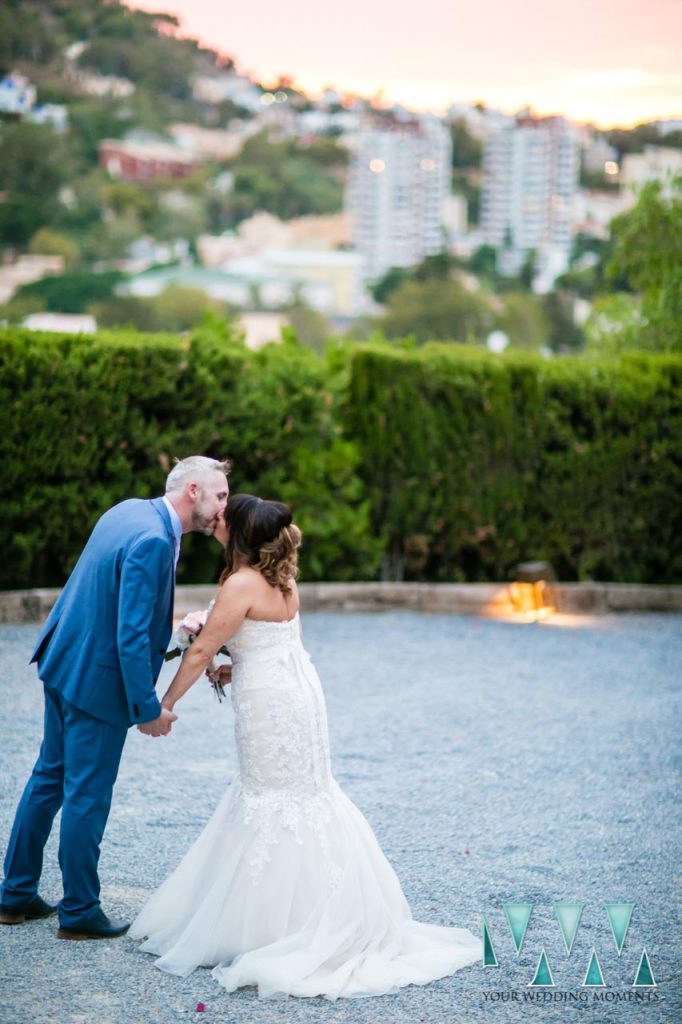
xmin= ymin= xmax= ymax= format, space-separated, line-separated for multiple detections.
xmin=348 ymin=117 xmax=452 ymax=282
xmin=481 ymin=115 xmax=579 ymax=289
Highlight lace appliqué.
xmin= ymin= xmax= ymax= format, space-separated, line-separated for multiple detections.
xmin=238 ymin=782 xmax=342 ymax=891
xmin=226 ymin=614 xmax=340 ymax=891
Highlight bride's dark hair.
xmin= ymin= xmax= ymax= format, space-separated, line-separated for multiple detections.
xmin=219 ymin=493 xmax=301 ymax=594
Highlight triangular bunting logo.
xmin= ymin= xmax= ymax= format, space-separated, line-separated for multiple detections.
xmin=605 ymin=902 xmax=635 ymax=954
xmin=503 ymin=902 xmax=533 ymax=954
xmin=482 ymin=917 xmax=498 ymax=967
xmin=582 ymin=948 xmax=606 ymax=987
xmin=554 ymin=902 xmax=584 ymax=955
xmin=633 ymin=948 xmax=656 ymax=987
xmin=528 ymin=947 xmax=555 ymax=987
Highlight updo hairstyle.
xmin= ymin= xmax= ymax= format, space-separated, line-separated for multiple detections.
xmin=220 ymin=493 xmax=301 ymax=594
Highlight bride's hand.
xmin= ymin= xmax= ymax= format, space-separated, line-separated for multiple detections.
xmin=207 ymin=664 xmax=233 ymax=687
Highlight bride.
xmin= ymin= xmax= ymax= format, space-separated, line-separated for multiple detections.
xmin=130 ymin=494 xmax=481 ymax=999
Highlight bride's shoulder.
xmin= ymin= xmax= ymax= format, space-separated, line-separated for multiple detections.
xmin=216 ymin=567 xmax=260 ymax=601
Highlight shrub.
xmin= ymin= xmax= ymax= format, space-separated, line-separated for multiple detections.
xmin=0 ymin=327 xmax=380 ymax=587
xmin=344 ymin=343 xmax=682 ymax=583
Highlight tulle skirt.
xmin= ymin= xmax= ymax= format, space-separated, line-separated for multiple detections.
xmin=130 ymin=777 xmax=481 ymax=1000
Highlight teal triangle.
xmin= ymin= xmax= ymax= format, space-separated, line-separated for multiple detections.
xmin=483 ymin=917 xmax=498 ymax=967
xmin=503 ymin=902 xmax=533 ymax=954
xmin=582 ymin=948 xmax=606 ymax=987
xmin=529 ymin=947 xmax=555 ymax=987
xmin=633 ymin=948 xmax=656 ymax=987
xmin=554 ymin=902 xmax=584 ymax=955
xmin=605 ymin=902 xmax=635 ymax=954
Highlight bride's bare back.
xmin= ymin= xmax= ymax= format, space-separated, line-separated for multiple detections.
xmin=228 ymin=565 xmax=300 ymax=623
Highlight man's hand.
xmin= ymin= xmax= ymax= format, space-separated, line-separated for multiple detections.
xmin=137 ymin=707 xmax=177 ymax=737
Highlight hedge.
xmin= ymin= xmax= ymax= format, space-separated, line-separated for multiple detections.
xmin=344 ymin=343 xmax=682 ymax=583
xmin=0 ymin=326 xmax=380 ymax=588
xmin=1 ymin=328 xmax=680 ymax=587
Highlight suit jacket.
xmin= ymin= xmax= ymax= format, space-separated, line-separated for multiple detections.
xmin=31 ymin=497 xmax=176 ymax=729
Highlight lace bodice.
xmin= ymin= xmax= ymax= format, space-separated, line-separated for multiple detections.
xmin=227 ymin=612 xmax=302 ymax=661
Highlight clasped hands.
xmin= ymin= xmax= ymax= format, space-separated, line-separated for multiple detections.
xmin=137 ymin=707 xmax=177 ymax=738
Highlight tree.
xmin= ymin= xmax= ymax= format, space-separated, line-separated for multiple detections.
xmin=370 ymin=266 xmax=411 ymax=304
xmin=0 ymin=123 xmax=69 ymax=246
xmin=224 ymin=132 xmax=343 ymax=225
xmin=15 ymin=271 xmax=123 ymax=313
xmin=497 ymin=292 xmax=550 ymax=349
xmin=467 ymin=245 xmax=498 ymax=280
xmin=541 ymin=291 xmax=584 ymax=352
xmin=607 ymin=179 xmax=682 ymax=350
xmin=583 ymin=294 xmax=643 ymax=355
xmin=450 ymin=118 xmax=483 ymax=170
xmin=283 ymin=302 xmax=331 ymax=354
xmin=370 ymin=252 xmax=456 ymax=305
xmin=29 ymin=228 xmax=79 ymax=267
xmin=92 ymin=286 xmax=223 ymax=332
xmin=377 ymin=278 xmax=495 ymax=344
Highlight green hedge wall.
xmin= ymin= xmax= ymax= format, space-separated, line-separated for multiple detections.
xmin=344 ymin=344 xmax=682 ymax=583
xmin=0 ymin=327 xmax=380 ymax=588
xmin=1 ymin=329 xmax=680 ymax=587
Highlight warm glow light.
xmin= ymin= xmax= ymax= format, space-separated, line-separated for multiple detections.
xmin=420 ymin=158 xmax=437 ymax=171
xmin=604 ymin=160 xmax=619 ymax=175
xmin=369 ymin=158 xmax=386 ymax=173
xmin=508 ymin=580 xmax=555 ymax=622
xmin=260 ymin=92 xmax=276 ymax=105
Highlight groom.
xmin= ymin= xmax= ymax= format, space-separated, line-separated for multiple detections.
xmin=0 ymin=456 xmax=229 ymax=939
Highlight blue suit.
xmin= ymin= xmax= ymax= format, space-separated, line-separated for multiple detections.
xmin=1 ymin=498 xmax=176 ymax=926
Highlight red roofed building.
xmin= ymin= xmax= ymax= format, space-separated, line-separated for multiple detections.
xmin=99 ymin=139 xmax=204 ymax=182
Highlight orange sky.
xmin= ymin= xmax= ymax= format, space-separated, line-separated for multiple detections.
xmin=125 ymin=0 xmax=682 ymax=128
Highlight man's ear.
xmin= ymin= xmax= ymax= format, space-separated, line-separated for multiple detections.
xmin=187 ymin=482 xmax=200 ymax=503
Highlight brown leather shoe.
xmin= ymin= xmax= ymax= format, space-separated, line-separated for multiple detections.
xmin=0 ymin=895 xmax=57 ymax=924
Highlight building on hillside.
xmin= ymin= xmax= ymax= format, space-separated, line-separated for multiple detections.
xmin=581 ymin=135 xmax=619 ymax=176
xmin=99 ymin=139 xmax=204 ymax=182
xmin=0 ymin=255 xmax=65 ymax=304
xmin=347 ymin=116 xmax=451 ymax=282
xmin=198 ymin=213 xmax=352 ymax=270
xmin=122 ymin=248 xmax=366 ymax=318
xmin=654 ymin=119 xmax=682 ymax=136
xmin=26 ymin=104 xmax=69 ymax=131
xmin=71 ymin=72 xmax=135 ymax=98
xmin=572 ymin=189 xmax=634 ymax=239
xmin=620 ymin=146 xmax=682 ymax=196
xmin=168 ymin=124 xmax=244 ymax=161
xmin=191 ymin=72 xmax=262 ymax=113
xmin=0 ymin=72 xmax=36 ymax=114
xmin=481 ymin=114 xmax=579 ymax=290
xmin=23 ymin=313 xmax=97 ymax=334
xmin=238 ymin=312 xmax=288 ymax=349
xmin=265 ymin=249 xmax=365 ymax=316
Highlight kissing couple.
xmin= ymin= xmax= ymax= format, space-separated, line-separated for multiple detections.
xmin=0 ymin=455 xmax=481 ymax=1000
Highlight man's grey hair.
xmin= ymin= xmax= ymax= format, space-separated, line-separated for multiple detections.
xmin=165 ymin=456 xmax=231 ymax=495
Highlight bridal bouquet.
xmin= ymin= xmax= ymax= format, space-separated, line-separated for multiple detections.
xmin=164 ymin=602 xmax=231 ymax=700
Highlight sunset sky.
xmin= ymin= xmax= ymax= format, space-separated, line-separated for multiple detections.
xmin=125 ymin=0 xmax=682 ymax=128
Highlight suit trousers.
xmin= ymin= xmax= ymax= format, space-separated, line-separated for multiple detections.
xmin=1 ymin=683 xmax=128 ymax=925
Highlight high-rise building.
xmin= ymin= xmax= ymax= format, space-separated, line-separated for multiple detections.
xmin=348 ymin=117 xmax=451 ymax=282
xmin=481 ymin=115 xmax=579 ymax=289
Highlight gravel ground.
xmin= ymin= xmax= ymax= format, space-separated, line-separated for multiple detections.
xmin=0 ymin=610 xmax=680 ymax=1024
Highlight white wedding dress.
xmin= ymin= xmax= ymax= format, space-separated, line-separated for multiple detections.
xmin=130 ymin=613 xmax=481 ymax=999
